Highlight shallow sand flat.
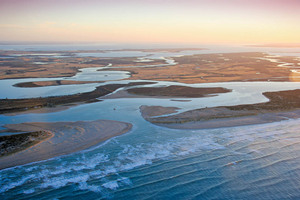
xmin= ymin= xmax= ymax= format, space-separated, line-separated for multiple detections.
xmin=141 ymin=89 xmax=300 ymax=129
xmin=0 ymin=120 xmax=132 ymax=169
xmin=151 ymin=109 xmax=300 ymax=129
xmin=140 ymin=105 xmax=179 ymax=118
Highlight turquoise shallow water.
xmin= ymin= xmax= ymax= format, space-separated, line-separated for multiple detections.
xmin=1 ymin=45 xmax=300 ymax=199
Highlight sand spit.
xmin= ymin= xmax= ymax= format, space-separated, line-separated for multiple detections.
xmin=149 ymin=110 xmax=300 ymax=130
xmin=141 ymin=89 xmax=300 ymax=129
xmin=0 ymin=120 xmax=132 ymax=169
xmin=140 ymin=106 xmax=179 ymax=118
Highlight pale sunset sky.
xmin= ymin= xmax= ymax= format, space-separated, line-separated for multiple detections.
xmin=0 ymin=0 xmax=299 ymax=45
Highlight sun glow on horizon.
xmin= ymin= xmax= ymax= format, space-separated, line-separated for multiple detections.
xmin=0 ymin=0 xmax=299 ymax=45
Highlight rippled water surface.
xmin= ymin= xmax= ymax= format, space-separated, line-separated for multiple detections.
xmin=1 ymin=119 xmax=300 ymax=200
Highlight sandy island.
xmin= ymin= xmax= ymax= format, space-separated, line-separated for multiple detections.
xmin=140 ymin=89 xmax=300 ymax=129
xmin=0 ymin=120 xmax=132 ymax=169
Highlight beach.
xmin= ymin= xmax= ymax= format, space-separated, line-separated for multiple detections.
xmin=0 ymin=120 xmax=132 ymax=169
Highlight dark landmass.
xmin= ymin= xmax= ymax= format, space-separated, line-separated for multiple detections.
xmin=0 ymin=131 xmax=53 ymax=157
xmin=0 ymin=82 xmax=154 ymax=114
xmin=115 ymin=48 xmax=206 ymax=53
xmin=127 ymin=85 xmax=231 ymax=98
xmin=14 ymin=80 xmax=104 ymax=88
xmin=142 ymin=89 xmax=300 ymax=129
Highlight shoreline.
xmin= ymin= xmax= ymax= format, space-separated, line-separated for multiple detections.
xmin=0 ymin=120 xmax=132 ymax=170
xmin=141 ymin=89 xmax=300 ymax=129
xmin=152 ymin=109 xmax=300 ymax=130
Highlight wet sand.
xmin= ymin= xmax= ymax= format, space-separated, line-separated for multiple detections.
xmin=0 ymin=120 xmax=132 ymax=169
xmin=141 ymin=89 xmax=300 ymax=129
xmin=149 ymin=110 xmax=300 ymax=130
xmin=140 ymin=106 xmax=179 ymax=118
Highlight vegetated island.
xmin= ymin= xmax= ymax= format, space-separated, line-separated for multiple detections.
xmin=102 ymin=85 xmax=231 ymax=99
xmin=14 ymin=80 xmax=104 ymax=88
xmin=0 ymin=120 xmax=132 ymax=169
xmin=141 ymin=89 xmax=300 ymax=129
xmin=0 ymin=131 xmax=53 ymax=157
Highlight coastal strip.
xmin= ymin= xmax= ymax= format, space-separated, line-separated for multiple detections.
xmin=0 ymin=120 xmax=132 ymax=169
xmin=141 ymin=89 xmax=300 ymax=129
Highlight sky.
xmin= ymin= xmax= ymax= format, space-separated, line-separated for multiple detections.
xmin=0 ymin=0 xmax=299 ymax=45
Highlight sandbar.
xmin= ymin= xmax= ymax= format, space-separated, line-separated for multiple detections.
xmin=0 ymin=120 xmax=132 ymax=169
xmin=140 ymin=105 xmax=179 ymax=118
xmin=141 ymin=89 xmax=300 ymax=129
